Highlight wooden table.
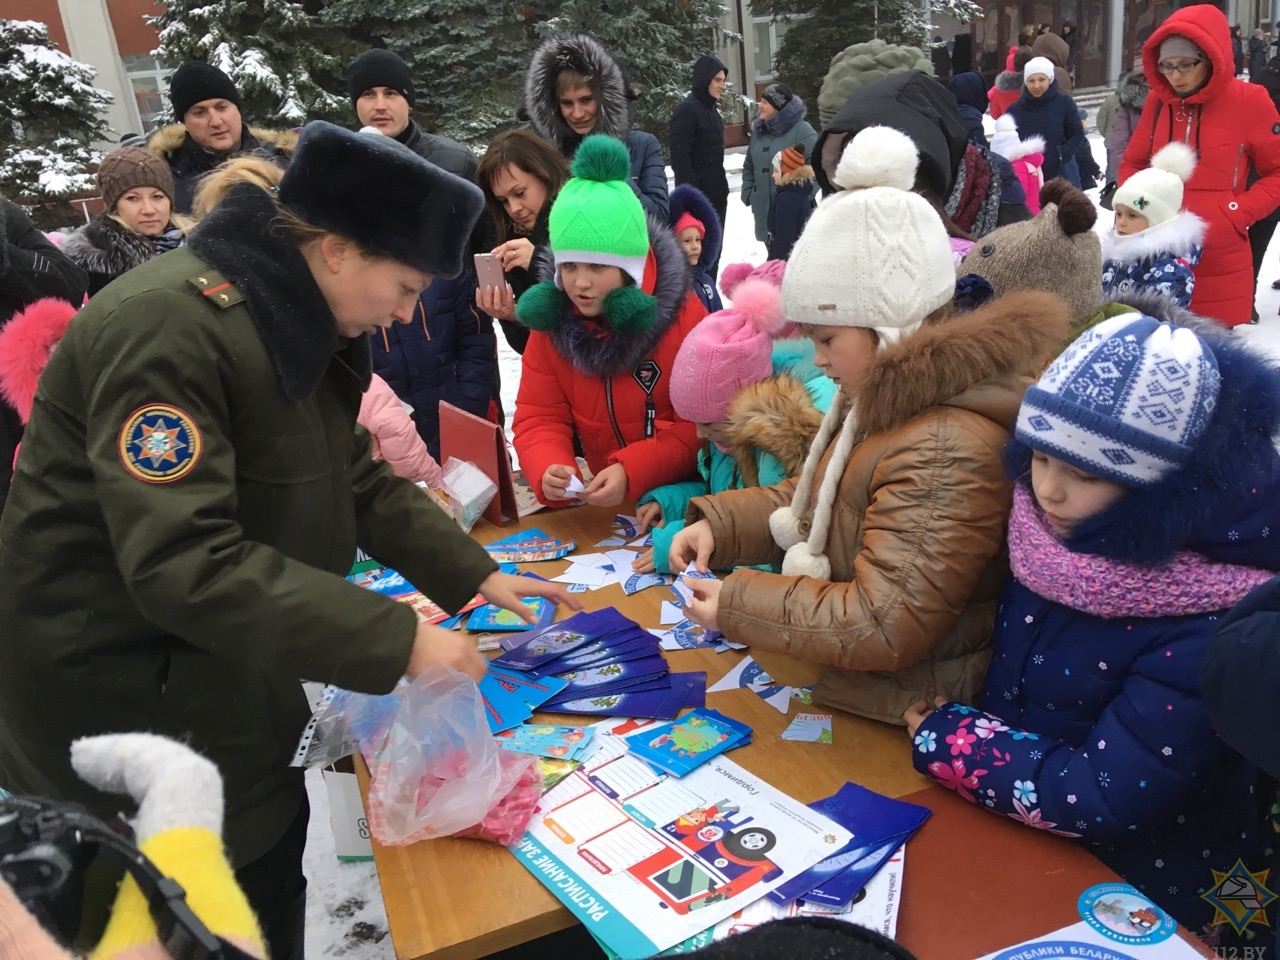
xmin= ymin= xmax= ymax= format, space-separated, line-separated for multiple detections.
xmin=357 ymin=504 xmax=1128 ymax=960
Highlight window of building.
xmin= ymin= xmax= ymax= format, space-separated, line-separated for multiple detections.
xmin=752 ymin=17 xmax=793 ymax=82
xmin=121 ymin=54 xmax=171 ymax=133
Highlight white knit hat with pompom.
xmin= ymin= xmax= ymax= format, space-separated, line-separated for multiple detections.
xmin=1112 ymin=141 xmax=1197 ymax=229
xmin=771 ymin=126 xmax=954 ymax=579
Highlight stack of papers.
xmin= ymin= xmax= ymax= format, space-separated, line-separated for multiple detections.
xmin=768 ymin=782 xmax=930 ymax=908
xmin=651 ymin=620 xmax=746 ymax=654
xmin=477 ymin=665 xmax=570 ymax=733
xmin=494 ymin=724 xmax=596 ymax=761
xmin=484 ymin=529 xmax=576 ymax=563
xmin=625 ymin=708 xmax=752 ymax=777
xmin=490 ymin=609 xmax=707 ymax=720
xmin=346 ymin=560 xmax=485 ymax=625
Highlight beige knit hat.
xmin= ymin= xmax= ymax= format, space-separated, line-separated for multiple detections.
xmin=958 ymin=180 xmax=1101 ymax=327
xmin=97 ymin=146 xmax=175 ymax=213
xmin=771 ymin=126 xmax=953 ymax=579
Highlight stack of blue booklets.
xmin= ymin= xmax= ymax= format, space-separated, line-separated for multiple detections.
xmin=489 ymin=609 xmax=706 ymax=720
xmin=767 ymin=782 xmax=931 ymax=907
xmin=624 ymin=708 xmax=752 ymax=777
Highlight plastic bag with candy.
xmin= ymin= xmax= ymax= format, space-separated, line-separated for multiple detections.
xmin=361 ymin=666 xmax=540 ymax=846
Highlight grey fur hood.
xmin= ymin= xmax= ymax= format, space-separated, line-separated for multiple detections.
xmin=63 ymin=214 xmax=164 ymax=279
xmin=994 ymin=70 xmax=1023 ymax=92
xmin=521 ymin=32 xmax=638 ymax=155
xmin=1117 ymin=69 xmax=1151 ymax=111
xmin=519 ymin=213 xmax=692 ymax=378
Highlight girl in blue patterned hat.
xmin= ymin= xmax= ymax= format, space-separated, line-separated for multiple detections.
xmin=905 ymin=313 xmax=1280 ymax=942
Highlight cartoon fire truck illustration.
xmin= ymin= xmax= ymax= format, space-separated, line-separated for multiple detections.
xmin=625 ymin=799 xmax=781 ymax=914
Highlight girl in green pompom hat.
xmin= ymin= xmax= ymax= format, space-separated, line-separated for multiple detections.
xmin=513 ymin=134 xmax=709 ymax=509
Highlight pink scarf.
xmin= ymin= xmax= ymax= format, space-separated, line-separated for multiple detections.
xmin=1008 ymin=485 xmax=1273 ymax=619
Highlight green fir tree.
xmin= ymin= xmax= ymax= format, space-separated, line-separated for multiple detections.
xmin=149 ymin=0 xmax=360 ymax=126
xmin=0 ymin=18 xmax=112 ymax=207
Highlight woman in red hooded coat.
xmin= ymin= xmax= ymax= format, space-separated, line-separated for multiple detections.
xmin=1120 ymin=4 xmax=1280 ymax=327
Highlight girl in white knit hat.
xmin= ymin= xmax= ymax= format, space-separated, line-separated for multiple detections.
xmin=1101 ymin=142 xmax=1206 ymax=308
xmin=671 ymin=126 xmax=1071 ymax=726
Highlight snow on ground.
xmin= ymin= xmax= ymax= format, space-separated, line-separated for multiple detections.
xmin=305 ymin=130 xmax=1280 ymax=960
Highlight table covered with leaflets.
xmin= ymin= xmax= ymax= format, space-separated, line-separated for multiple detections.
xmin=346 ymin=503 xmax=1212 ymax=960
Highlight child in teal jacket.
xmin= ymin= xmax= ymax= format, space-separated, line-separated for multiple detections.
xmin=632 ymin=262 xmax=834 ymax=574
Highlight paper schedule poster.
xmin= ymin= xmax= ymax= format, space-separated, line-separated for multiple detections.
xmin=509 ymin=720 xmax=853 ymax=959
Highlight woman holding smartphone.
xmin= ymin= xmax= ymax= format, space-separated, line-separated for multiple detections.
xmin=475 ymin=130 xmax=570 ymax=353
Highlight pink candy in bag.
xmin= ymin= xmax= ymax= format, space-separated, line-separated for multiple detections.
xmin=358 ymin=667 xmax=541 ymax=846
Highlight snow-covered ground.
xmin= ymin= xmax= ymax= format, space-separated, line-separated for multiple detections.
xmin=304 ymin=127 xmax=1280 ymax=960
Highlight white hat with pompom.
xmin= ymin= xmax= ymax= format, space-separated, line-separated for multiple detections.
xmin=1112 ymin=142 xmax=1197 ymax=229
xmin=770 ymin=127 xmax=955 ymax=580
xmin=780 ymin=125 xmax=955 ymax=344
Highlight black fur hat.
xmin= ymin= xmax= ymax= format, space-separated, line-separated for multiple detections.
xmin=279 ymin=121 xmax=482 ymax=279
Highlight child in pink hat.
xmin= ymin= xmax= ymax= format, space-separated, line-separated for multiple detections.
xmin=632 ymin=262 xmax=835 ymax=573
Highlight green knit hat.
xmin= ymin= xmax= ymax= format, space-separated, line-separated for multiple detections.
xmin=549 ymin=134 xmax=650 ymax=287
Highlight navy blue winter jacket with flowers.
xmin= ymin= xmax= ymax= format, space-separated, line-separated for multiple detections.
xmin=914 ymin=328 xmax=1280 ymax=937
xmin=914 ymin=487 xmax=1279 ymax=934
xmin=1101 ymin=212 xmax=1206 ymax=309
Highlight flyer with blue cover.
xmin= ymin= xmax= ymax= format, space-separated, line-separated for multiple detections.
xmin=509 ymin=718 xmax=853 ymax=959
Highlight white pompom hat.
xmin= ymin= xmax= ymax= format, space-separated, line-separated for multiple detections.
xmin=1112 ymin=142 xmax=1197 ymax=228
xmin=772 ymin=126 xmax=953 ymax=579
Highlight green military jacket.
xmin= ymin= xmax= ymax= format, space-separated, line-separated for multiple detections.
xmin=0 ymin=184 xmax=497 ymax=866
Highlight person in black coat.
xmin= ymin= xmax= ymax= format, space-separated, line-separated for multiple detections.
xmin=0 ymin=199 xmax=87 ymax=513
xmin=946 ymin=70 xmax=990 ymax=147
xmin=669 ymin=55 xmax=730 ymax=248
xmin=1233 ymin=25 xmax=1247 ymax=75
xmin=371 ymin=273 xmax=497 ymax=462
xmin=1250 ymin=29 xmax=1271 ymax=80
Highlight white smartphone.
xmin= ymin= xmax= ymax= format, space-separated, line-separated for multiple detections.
xmin=473 ymin=252 xmax=507 ymax=290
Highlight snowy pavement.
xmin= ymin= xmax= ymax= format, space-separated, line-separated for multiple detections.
xmin=303 ymin=129 xmax=1280 ymax=960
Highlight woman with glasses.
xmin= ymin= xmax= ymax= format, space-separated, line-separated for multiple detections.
xmin=1120 ymin=5 xmax=1280 ymax=327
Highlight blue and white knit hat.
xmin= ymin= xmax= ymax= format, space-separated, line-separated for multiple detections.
xmin=1015 ymin=314 xmax=1220 ymax=487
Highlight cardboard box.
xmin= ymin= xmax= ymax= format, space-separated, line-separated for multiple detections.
xmin=323 ymin=756 xmax=373 ymax=862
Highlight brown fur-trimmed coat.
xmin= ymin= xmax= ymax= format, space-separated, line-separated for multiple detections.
xmin=724 ymin=372 xmax=824 ymax=486
xmin=686 ymin=291 xmax=1070 ymax=725
xmin=145 ymin=123 xmax=297 ymax=214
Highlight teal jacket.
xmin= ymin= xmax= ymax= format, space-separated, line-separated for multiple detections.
xmin=640 ymin=340 xmax=835 ymax=573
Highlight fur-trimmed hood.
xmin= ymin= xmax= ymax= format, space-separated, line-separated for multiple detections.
xmin=724 ymin=372 xmax=824 ymax=486
xmin=668 ymin=184 xmax=722 ymax=274
xmin=1101 ymin=210 xmax=1206 ymax=264
xmin=144 ymin=123 xmax=299 ymax=162
xmin=994 ymin=69 xmax=1024 ymax=92
xmin=752 ymin=94 xmax=809 ymax=139
xmin=1117 ymin=69 xmax=1151 ymax=111
xmin=1007 ymin=321 xmax=1280 ymax=566
xmin=521 ymin=32 xmax=636 ymax=155
xmin=1000 ymin=135 xmax=1046 ymax=163
xmin=777 ymin=164 xmax=816 ymax=186
xmin=853 ymin=290 xmax=1072 ymax=437
xmin=0 ymin=297 xmax=77 ymax=424
xmin=519 ymin=213 xmax=692 ymax=378
xmin=62 ymin=213 xmax=166 ymax=280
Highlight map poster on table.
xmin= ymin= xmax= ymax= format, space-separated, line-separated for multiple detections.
xmin=508 ymin=720 xmax=853 ymax=959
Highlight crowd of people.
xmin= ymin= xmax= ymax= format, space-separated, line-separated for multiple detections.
xmin=3 ymin=7 xmax=1280 ymax=959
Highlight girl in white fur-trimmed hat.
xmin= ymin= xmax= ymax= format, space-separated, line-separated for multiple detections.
xmin=670 ymin=125 xmax=1071 ymax=726
xmin=1101 ymin=142 xmax=1206 ymax=308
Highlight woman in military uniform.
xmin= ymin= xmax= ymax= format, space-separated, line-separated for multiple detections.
xmin=0 ymin=122 xmax=574 ymax=960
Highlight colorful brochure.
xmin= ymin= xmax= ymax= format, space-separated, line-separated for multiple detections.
xmin=547 ymin=671 xmax=706 ymax=720
xmin=625 ymin=708 xmax=753 ymax=777
xmin=494 ymin=724 xmax=595 ymax=761
xmin=490 ymin=608 xmax=632 ymax=671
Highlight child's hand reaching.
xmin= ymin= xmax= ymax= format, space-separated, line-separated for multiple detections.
xmin=581 ymin=463 xmax=627 ymax=506
xmin=904 ymin=697 xmax=948 ymax=737
xmin=669 ymin=519 xmax=716 ymax=573
xmin=683 ymin=577 xmax=723 ymax=633
xmin=636 ymin=501 xmax=664 ymax=533
xmin=632 ymin=548 xmax=656 ymax=573
xmin=541 ymin=464 xmax=576 ymax=500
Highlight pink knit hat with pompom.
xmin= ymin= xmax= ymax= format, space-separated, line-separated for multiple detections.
xmin=670 ymin=277 xmax=789 ymax=424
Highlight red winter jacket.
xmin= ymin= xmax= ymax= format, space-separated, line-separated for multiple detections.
xmin=513 ymin=223 xmax=706 ymax=505
xmin=1120 ymin=4 xmax=1280 ymax=326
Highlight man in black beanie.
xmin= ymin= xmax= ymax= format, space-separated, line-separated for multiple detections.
xmin=347 ymin=48 xmax=478 ymax=182
xmin=144 ymin=61 xmax=295 ymax=214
